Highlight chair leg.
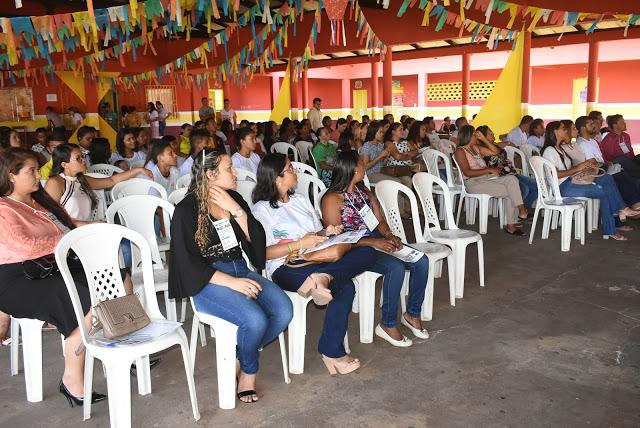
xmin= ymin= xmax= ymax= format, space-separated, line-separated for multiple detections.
xmin=104 ymin=360 xmax=133 ymax=428
xmin=82 ymin=352 xmax=95 ymax=421
xmin=560 ymin=210 xmax=573 ymax=252
xmin=529 ymin=206 xmax=541 ymax=245
xmin=20 ymin=319 xmax=44 ymax=403
xmin=166 ymin=295 xmax=177 ymax=322
xmin=542 ymin=209 xmax=552 ymax=239
xmin=446 ymin=255 xmax=456 ymax=306
xmin=356 ymin=275 xmax=376 ymax=344
xmin=434 ymin=259 xmax=443 ymax=278
xmin=478 ymin=199 xmax=488 ymax=234
xmin=10 ymin=318 xmax=19 ymax=376
xmin=177 ymin=330 xmax=201 ymax=421
xmin=421 ymin=261 xmax=436 ymax=321
xmin=198 ymin=324 xmax=207 ymax=347
xmin=180 ymin=299 xmax=187 ymax=323
xmin=277 ymin=333 xmax=291 ymax=384
xmin=455 ymin=195 xmax=465 ymax=226
xmin=189 ymin=314 xmax=200 ymax=371
xmin=343 ymin=332 xmax=350 ymax=355
xmin=454 ymin=244 xmax=467 ymax=299
xmin=477 ymin=240 xmax=485 ymax=288
xmin=213 ymin=325 xmax=237 ymax=410
xmin=135 ymin=355 xmax=152 ymax=395
xmin=287 ymin=297 xmax=308 ymax=375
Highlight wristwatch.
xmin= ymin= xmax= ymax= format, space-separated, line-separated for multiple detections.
xmin=231 ymin=208 xmax=244 ymax=218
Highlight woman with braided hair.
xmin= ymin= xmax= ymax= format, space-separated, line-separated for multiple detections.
xmin=168 ymin=149 xmax=292 ymax=404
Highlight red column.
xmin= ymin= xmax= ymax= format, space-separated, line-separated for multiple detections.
xmin=521 ymin=31 xmax=532 ymax=115
xmin=382 ymin=46 xmax=393 ymax=116
xmin=289 ymin=64 xmax=299 ymax=120
xmin=302 ymin=70 xmax=309 ymax=117
xmin=371 ymin=59 xmax=380 ymax=119
xmin=587 ymin=39 xmax=599 ymax=114
xmin=222 ymin=79 xmax=231 ymax=102
xmin=461 ymin=53 xmax=470 ymax=118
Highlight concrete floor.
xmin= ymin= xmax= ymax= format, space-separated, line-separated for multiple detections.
xmin=1 ymin=217 xmax=640 ymax=427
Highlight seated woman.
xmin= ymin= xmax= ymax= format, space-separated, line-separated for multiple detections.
xmin=384 ymin=122 xmax=420 ymax=171
xmin=144 ymin=138 xmax=180 ymax=195
xmin=231 ymin=127 xmax=261 ymax=175
xmin=312 ymin=127 xmax=338 ymax=187
xmin=252 ymin=153 xmax=375 ymax=375
xmin=0 ymin=126 xmax=23 ymax=149
xmin=109 ymin=128 xmax=146 ymax=167
xmin=559 ymin=119 xmax=586 ymax=166
xmin=45 ymin=143 xmax=152 ymax=225
xmin=476 ymin=125 xmax=538 ymax=211
xmin=541 ymin=121 xmax=639 ymax=241
xmin=169 ymin=149 xmax=292 ymax=403
xmin=359 ymin=122 xmax=395 ymax=184
xmin=88 ymin=137 xmax=112 ymax=166
xmin=0 ymin=148 xmax=106 ymax=406
xmin=322 ymin=150 xmax=430 ymax=347
xmin=453 ymin=125 xmax=528 ymax=236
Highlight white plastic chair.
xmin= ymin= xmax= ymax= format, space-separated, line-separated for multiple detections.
xmin=106 ymin=195 xmax=177 ymax=321
xmin=55 ymin=224 xmax=200 ymax=426
xmin=9 ymin=317 xmax=45 ymax=402
xmin=451 ymin=156 xmax=505 ymax=234
xmin=291 ymin=161 xmax=318 ymax=178
xmin=111 ymin=178 xmax=168 ymax=201
xmin=87 ymin=164 xmax=123 ymax=176
xmin=529 ymin=157 xmax=586 ymax=251
xmin=176 ymin=174 xmax=192 ymax=189
xmin=270 ymin=142 xmax=299 ymax=162
xmin=236 ymin=180 xmax=256 ymax=208
xmin=295 ymin=141 xmax=314 ymax=163
xmin=168 ymin=187 xmax=189 ymax=205
xmin=422 ymin=149 xmax=463 ymax=226
xmin=503 ymin=146 xmax=529 ymax=177
xmin=374 ymin=180 xmax=454 ymax=321
xmin=294 ymin=173 xmax=326 ymax=216
xmin=85 ymin=172 xmax=109 ymax=220
xmin=413 ymin=173 xmax=484 ymax=302
xmin=521 ymin=144 xmax=541 ymax=178
xmin=235 ymin=168 xmax=257 ymax=182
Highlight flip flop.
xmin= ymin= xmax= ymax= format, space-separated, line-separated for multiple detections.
xmin=237 ymin=390 xmax=259 ymax=403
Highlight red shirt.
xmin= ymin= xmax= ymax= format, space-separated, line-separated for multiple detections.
xmin=599 ymin=131 xmax=633 ymax=162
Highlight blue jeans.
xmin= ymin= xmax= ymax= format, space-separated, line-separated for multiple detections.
xmin=518 ymin=175 xmax=538 ymax=209
xmin=371 ymin=251 xmax=429 ymax=327
xmin=272 ymin=247 xmax=375 ymax=358
xmin=159 ymin=121 xmax=166 ymax=136
xmin=559 ymin=174 xmax=626 ymax=236
xmin=193 ymin=259 xmax=293 ymax=374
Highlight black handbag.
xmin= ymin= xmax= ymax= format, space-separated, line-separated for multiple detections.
xmin=22 ymin=254 xmax=58 ymax=280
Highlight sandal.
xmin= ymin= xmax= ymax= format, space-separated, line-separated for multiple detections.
xmin=504 ymin=227 xmax=525 ymax=236
xmin=603 ymin=233 xmax=628 ymax=241
xmin=617 ymin=225 xmax=634 ymax=232
xmin=298 ymin=274 xmax=333 ymax=306
xmin=237 ymin=390 xmax=259 ymax=403
xmin=619 ymin=208 xmax=640 ymax=222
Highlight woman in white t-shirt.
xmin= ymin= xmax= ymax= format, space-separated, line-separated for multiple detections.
xmin=144 ymin=138 xmax=179 ymax=195
xmin=231 ymin=127 xmax=261 ymax=176
xmin=541 ymin=121 xmax=638 ymax=241
xmin=109 ymin=128 xmax=146 ymax=166
xmin=147 ymin=102 xmax=160 ymax=139
xmin=251 ymin=153 xmax=376 ymax=376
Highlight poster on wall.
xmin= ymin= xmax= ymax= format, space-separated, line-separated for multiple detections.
xmin=392 ymin=80 xmax=404 ymax=107
xmin=0 ymin=88 xmax=34 ymax=122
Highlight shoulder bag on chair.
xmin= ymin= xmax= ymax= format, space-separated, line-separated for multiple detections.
xmin=92 ymin=295 xmax=150 ymax=340
xmin=570 ymin=166 xmax=605 ymax=185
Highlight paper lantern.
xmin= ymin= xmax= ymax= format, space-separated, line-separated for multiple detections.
xmin=324 ymin=0 xmax=349 ymax=21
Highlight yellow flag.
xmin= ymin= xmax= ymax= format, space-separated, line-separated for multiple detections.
xmin=471 ymin=32 xmax=524 ymax=137
xmin=269 ymin=63 xmax=291 ymax=123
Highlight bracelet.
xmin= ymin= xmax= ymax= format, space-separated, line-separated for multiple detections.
xmin=287 ymin=243 xmax=293 ymax=254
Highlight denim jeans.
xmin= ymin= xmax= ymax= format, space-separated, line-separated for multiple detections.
xmin=192 ymin=259 xmax=293 ymax=374
xmin=272 ymin=247 xmax=375 ymax=358
xmin=518 ymin=175 xmax=538 ymax=209
xmin=159 ymin=121 xmax=166 ymax=136
xmin=559 ymin=174 xmax=626 ymax=236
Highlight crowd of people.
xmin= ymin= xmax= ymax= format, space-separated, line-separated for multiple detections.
xmin=1 ymin=99 xmax=639 ymax=409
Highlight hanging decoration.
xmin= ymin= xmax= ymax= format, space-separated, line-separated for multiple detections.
xmin=324 ymin=0 xmax=350 ymax=45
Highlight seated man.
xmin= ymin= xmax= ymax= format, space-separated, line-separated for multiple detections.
xmin=599 ymin=114 xmax=640 ymax=178
xmin=231 ymin=127 xmax=261 ymax=176
xmin=449 ymin=117 xmax=468 ymax=143
xmin=505 ymin=115 xmax=533 ymax=147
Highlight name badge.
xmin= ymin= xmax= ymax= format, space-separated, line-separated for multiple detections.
xmin=620 ymin=142 xmax=630 ymax=154
xmin=359 ymin=205 xmax=379 ymax=232
xmin=212 ymin=218 xmax=239 ymax=251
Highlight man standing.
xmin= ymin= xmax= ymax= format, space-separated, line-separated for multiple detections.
xmin=219 ymin=98 xmax=237 ymax=129
xmin=156 ymin=101 xmax=170 ymax=136
xmin=308 ymin=97 xmax=323 ymax=132
xmin=199 ymin=97 xmax=214 ymax=121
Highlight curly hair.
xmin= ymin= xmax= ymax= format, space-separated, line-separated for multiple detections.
xmin=188 ymin=148 xmax=224 ymax=251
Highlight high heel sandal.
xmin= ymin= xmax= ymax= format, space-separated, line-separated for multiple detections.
xmin=321 ymin=355 xmax=360 ymax=375
xmin=297 ymin=274 xmax=333 ymax=306
xmin=59 ymin=380 xmax=107 ymax=407
xmin=619 ymin=208 xmax=640 ymax=222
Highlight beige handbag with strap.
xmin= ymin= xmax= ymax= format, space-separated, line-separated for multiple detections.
xmin=93 ymin=295 xmax=151 ymax=340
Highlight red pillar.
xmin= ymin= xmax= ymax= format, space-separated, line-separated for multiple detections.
xmin=521 ymin=31 xmax=532 ymax=115
xmin=371 ymin=59 xmax=380 ymax=119
xmin=461 ymin=53 xmax=470 ymax=118
xmin=222 ymin=79 xmax=231 ymax=102
xmin=586 ymin=39 xmax=599 ymax=114
xmin=289 ymin=64 xmax=299 ymax=120
xmin=383 ymin=47 xmax=393 ymax=116
xmin=302 ymin=70 xmax=309 ymax=117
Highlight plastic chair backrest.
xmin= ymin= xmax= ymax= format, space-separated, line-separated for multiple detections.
xmin=111 ymin=178 xmax=168 ymax=201
xmin=291 ymin=161 xmax=318 ymax=178
xmin=106 ymin=195 xmax=174 ymax=269
xmin=270 ymin=142 xmax=299 ymax=162
xmin=295 ymin=173 xmax=326 ymax=215
xmin=176 ymin=174 xmax=192 ymax=189
xmin=88 ymin=164 xmax=124 ymax=177
xmin=295 ymin=141 xmax=314 ymax=163
xmin=55 ymin=224 xmax=163 ymax=346
xmin=235 ymin=168 xmax=257 ymax=182
xmin=529 ymin=156 xmax=562 ymax=204
xmin=236 ymin=180 xmax=256 ymax=208
xmin=374 ymin=180 xmax=425 ymax=244
xmin=503 ymin=146 xmax=529 ymax=176
xmin=422 ymin=148 xmax=456 ymax=187
xmin=522 ymin=144 xmax=541 ymax=159
xmin=451 ymin=156 xmax=469 ymax=194
xmin=413 ymin=173 xmax=458 ymax=237
xmin=168 ymin=187 xmax=189 ymax=205
xmin=85 ymin=172 xmax=109 ymax=220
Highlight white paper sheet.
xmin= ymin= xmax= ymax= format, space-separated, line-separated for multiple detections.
xmin=382 ymin=245 xmax=425 ymax=263
xmin=303 ymin=230 xmax=366 ymax=254
xmin=91 ymin=319 xmax=179 ymax=347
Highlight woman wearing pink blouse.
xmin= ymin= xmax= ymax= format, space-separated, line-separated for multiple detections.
xmin=0 ymin=148 xmax=106 ymax=407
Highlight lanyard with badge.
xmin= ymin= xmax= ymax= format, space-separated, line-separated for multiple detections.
xmin=345 ymin=189 xmax=379 ymax=232
xmin=209 ymin=215 xmax=239 ymax=251
xmin=619 ymin=134 xmax=630 ymax=154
